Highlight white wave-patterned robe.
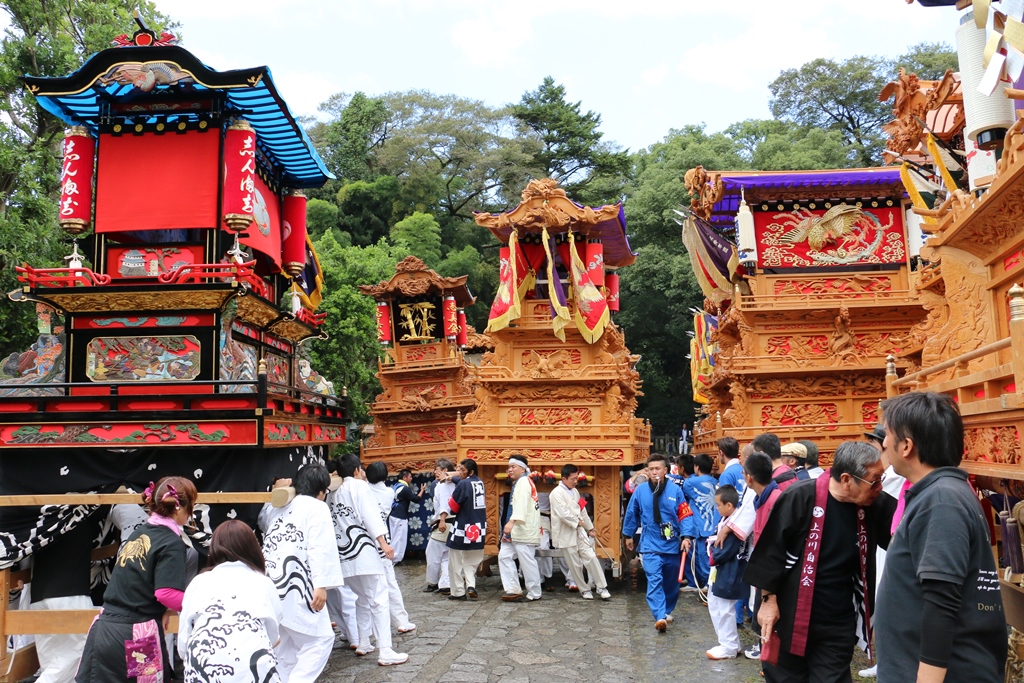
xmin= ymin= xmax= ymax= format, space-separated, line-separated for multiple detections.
xmin=327 ymin=477 xmax=388 ymax=579
xmin=258 ymin=495 xmax=343 ymax=637
xmin=178 ymin=560 xmax=283 ymax=683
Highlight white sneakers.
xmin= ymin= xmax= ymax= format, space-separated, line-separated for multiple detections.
xmin=598 ymin=588 xmax=611 ymax=600
xmin=378 ymin=647 xmax=409 ymax=666
xmin=397 ymin=623 xmax=416 ymax=633
xmin=706 ymin=645 xmax=738 ymax=660
xmin=858 ymin=665 xmax=877 ymax=677
xmin=355 ymin=643 xmax=375 ymax=656
xmin=581 ymin=591 xmax=595 ymax=600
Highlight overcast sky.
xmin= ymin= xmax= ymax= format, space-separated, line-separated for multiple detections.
xmin=154 ymin=0 xmax=961 ymax=152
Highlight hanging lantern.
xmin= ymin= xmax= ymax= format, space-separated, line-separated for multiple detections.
xmin=457 ymin=309 xmax=468 ymax=348
xmin=58 ymin=127 xmax=95 ymax=236
xmin=736 ymin=191 xmax=757 ymax=268
xmin=282 ymin=190 xmax=307 ymax=278
xmin=605 ymin=272 xmax=620 ymax=312
xmin=957 ymin=20 xmax=1016 ymax=150
xmin=376 ymin=301 xmax=392 ymax=344
xmin=443 ymin=295 xmax=458 ymax=340
xmin=222 ymin=119 xmax=257 ymax=233
xmin=585 ymin=240 xmax=604 ymax=288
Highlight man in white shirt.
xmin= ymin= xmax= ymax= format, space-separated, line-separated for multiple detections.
xmin=328 ymin=455 xmax=408 ymax=666
xmin=549 ymin=464 xmax=610 ymax=601
xmin=498 ymin=455 xmax=542 ymax=602
xmin=424 ymin=458 xmax=456 ymax=594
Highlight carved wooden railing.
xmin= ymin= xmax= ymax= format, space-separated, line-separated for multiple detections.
xmin=15 ymin=265 xmax=111 ymax=288
xmin=738 ymin=289 xmax=919 ymax=310
xmin=0 ymin=492 xmax=273 ymax=683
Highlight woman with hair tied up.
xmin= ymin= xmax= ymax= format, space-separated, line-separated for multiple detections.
xmin=178 ymin=520 xmax=283 ymax=682
xmin=76 ymin=476 xmax=199 ymax=682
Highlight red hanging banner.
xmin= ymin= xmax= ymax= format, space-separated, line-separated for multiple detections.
xmin=443 ymin=295 xmax=458 ymax=340
xmin=753 ymin=202 xmax=906 ymax=268
xmin=282 ymin=191 xmax=307 ymax=278
xmin=376 ymin=301 xmax=392 ymax=344
xmin=222 ymin=119 xmax=257 ymax=233
xmin=457 ymin=309 xmax=468 ymax=347
xmin=567 ymin=232 xmax=609 ymax=344
xmin=585 ymin=241 xmax=604 ymax=288
xmin=59 ymin=127 xmax=95 ymax=235
xmin=486 ymin=240 xmax=530 ymax=333
xmin=605 ymin=272 xmax=620 ymax=312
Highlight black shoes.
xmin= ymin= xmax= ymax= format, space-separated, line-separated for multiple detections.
xmin=423 ymin=584 xmax=438 ymax=593
xmin=435 ymin=587 xmax=451 ymax=595
xmin=467 ymin=587 xmax=478 ymax=600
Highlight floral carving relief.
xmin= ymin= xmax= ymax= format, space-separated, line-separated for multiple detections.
xmin=964 ymin=426 xmax=1021 ymax=465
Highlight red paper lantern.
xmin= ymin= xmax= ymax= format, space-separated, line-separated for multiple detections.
xmin=457 ymin=309 xmax=468 ymax=348
xmin=222 ymin=119 xmax=257 ymax=233
xmin=59 ymin=127 xmax=95 ymax=235
xmin=376 ymin=301 xmax=392 ymax=344
xmin=443 ymin=295 xmax=458 ymax=340
xmin=282 ymin=191 xmax=307 ymax=278
xmin=585 ymin=241 xmax=604 ymax=288
xmin=605 ymin=272 xmax=620 ymax=312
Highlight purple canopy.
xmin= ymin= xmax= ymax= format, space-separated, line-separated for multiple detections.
xmin=708 ymin=168 xmax=906 ymax=230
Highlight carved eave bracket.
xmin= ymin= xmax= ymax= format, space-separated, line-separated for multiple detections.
xmin=880 ymin=68 xmax=960 ymax=158
xmin=683 ymin=165 xmax=724 ymax=221
xmin=474 ymin=178 xmax=620 ymax=235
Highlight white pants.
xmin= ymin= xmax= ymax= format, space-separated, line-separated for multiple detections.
xmin=346 ymin=573 xmax=392 ymax=651
xmin=382 ymin=560 xmax=412 ymax=628
xmin=708 ymin=593 xmax=740 ymax=653
xmin=561 ymin=532 xmax=607 ymax=592
xmin=537 ymin=517 xmax=553 ymax=579
xmin=326 ymin=586 xmax=358 ymax=642
xmin=275 ymin=626 xmax=333 ymax=683
xmin=31 ymin=595 xmax=92 ymax=683
xmin=498 ymin=541 xmax=541 ymax=599
xmin=449 ymin=548 xmax=484 ymax=597
xmin=425 ymin=537 xmax=450 ymax=588
xmin=389 ymin=517 xmax=409 ymax=564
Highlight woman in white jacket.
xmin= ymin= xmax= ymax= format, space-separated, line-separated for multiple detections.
xmin=178 ymin=520 xmax=283 ymax=683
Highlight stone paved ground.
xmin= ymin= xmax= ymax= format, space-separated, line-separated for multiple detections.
xmin=319 ymin=559 xmax=768 ymax=683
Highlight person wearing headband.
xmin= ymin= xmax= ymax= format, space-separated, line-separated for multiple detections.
xmin=498 ymin=455 xmax=543 ymax=602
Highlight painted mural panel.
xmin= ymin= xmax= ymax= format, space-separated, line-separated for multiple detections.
xmin=86 ymin=335 xmax=201 ymax=381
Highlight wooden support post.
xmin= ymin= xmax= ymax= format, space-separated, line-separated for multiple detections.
xmin=885 ymin=354 xmax=898 ymax=398
xmin=1009 ymin=285 xmax=1024 ymax=396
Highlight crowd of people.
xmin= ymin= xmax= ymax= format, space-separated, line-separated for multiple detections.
xmin=624 ymin=391 xmax=1008 ymax=683
xmin=38 ymin=449 xmax=611 ymax=683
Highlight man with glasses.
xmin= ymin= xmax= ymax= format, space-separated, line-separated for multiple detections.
xmin=875 ymin=392 xmax=1006 ymax=683
xmin=744 ymin=441 xmax=895 ymax=682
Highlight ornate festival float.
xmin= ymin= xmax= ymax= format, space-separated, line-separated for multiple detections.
xmin=360 ymin=256 xmax=477 ymax=470
xmin=459 ymin=179 xmax=651 ymax=575
xmin=683 ymin=167 xmax=927 ymax=465
xmin=881 ymin=0 xmax=1024 ymax=643
xmin=0 ymin=21 xmax=344 ymax=677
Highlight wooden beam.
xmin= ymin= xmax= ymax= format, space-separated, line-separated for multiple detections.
xmin=0 ymin=644 xmax=38 ymax=683
xmin=0 ymin=492 xmax=272 ymax=506
xmin=3 ymin=610 xmax=179 ymax=634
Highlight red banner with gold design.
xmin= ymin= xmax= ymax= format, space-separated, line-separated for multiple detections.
xmin=487 ymin=236 xmax=531 ymax=333
xmin=567 ymin=232 xmax=608 ymax=344
xmin=754 ymin=203 xmax=906 ymax=269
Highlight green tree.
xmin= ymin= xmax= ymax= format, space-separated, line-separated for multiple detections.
xmin=308 ymin=234 xmax=409 ymax=422
xmin=308 ymin=91 xmax=390 ymax=183
xmin=336 ymin=176 xmax=404 ymax=246
xmin=897 ymin=42 xmax=958 ymax=80
xmin=725 ymin=119 xmax=856 ymax=170
xmin=375 ymin=90 xmax=535 ymax=220
xmin=511 ymin=77 xmax=630 ymax=205
xmin=306 ymin=197 xmax=339 ymax=238
xmin=769 ymin=55 xmax=891 ymax=166
xmin=390 ymin=211 xmax=442 ymax=267
xmin=626 ymin=125 xmax=748 ymax=250
xmin=0 ymin=1 xmax=174 ymax=357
